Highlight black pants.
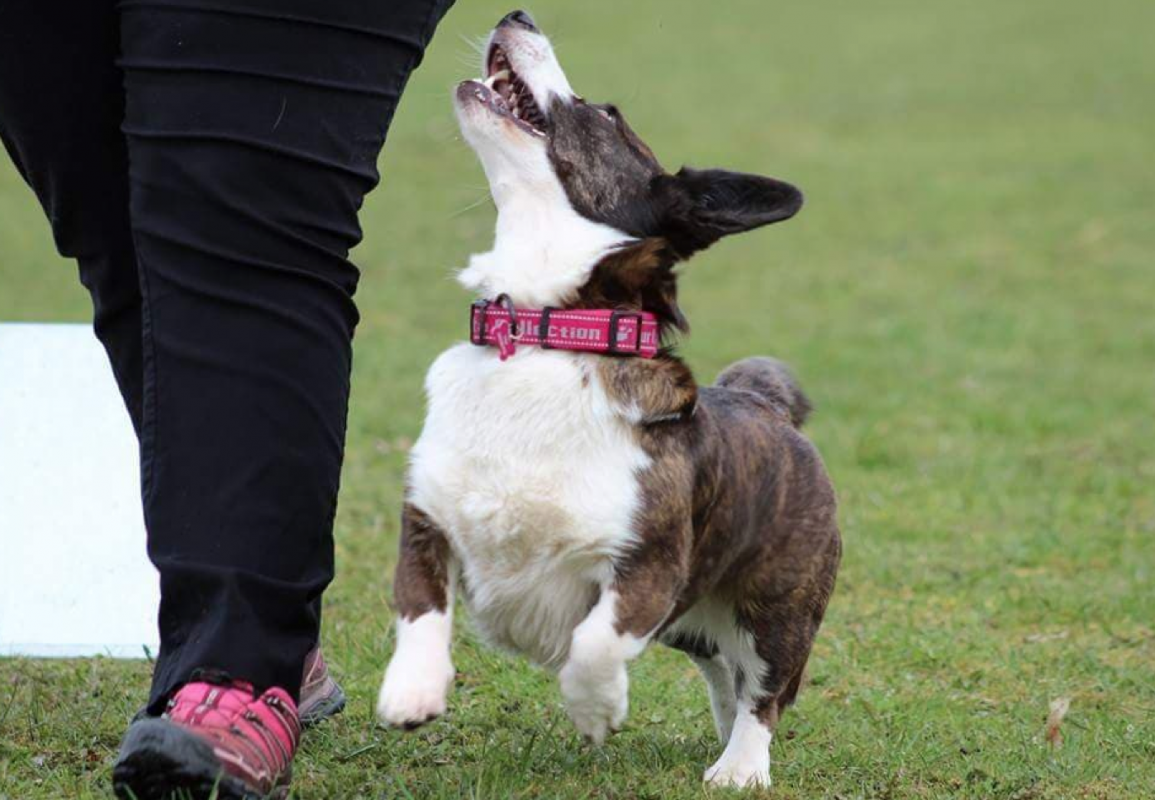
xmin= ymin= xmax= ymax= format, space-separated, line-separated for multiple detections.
xmin=0 ymin=0 xmax=454 ymax=711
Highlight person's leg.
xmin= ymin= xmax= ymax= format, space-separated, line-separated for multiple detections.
xmin=0 ymin=1 xmax=343 ymax=720
xmin=116 ymin=0 xmax=456 ymax=711
xmin=113 ymin=0 xmax=455 ymax=795
xmin=0 ymin=0 xmax=144 ymax=432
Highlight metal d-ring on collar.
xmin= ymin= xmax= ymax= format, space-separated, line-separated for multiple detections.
xmin=494 ymin=293 xmax=521 ymax=339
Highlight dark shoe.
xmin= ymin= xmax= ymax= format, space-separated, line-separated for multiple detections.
xmin=113 ymin=675 xmax=300 ymax=800
xmin=299 ymin=646 xmax=347 ymax=727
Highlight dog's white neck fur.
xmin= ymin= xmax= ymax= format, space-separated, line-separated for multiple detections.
xmin=455 ymin=26 xmax=632 ymax=308
xmin=457 ymin=148 xmax=631 ymax=308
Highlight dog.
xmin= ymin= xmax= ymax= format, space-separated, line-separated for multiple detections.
xmin=376 ymin=10 xmax=841 ymax=788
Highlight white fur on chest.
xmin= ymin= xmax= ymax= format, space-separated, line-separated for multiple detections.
xmin=408 ymin=344 xmax=648 ymax=667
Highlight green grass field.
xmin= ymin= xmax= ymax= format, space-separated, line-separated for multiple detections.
xmin=2 ymin=1 xmax=1154 ymax=797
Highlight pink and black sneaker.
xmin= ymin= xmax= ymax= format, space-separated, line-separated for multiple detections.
xmin=113 ymin=672 xmax=301 ymax=800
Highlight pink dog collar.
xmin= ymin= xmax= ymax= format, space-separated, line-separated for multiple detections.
xmin=470 ymin=295 xmax=661 ymax=361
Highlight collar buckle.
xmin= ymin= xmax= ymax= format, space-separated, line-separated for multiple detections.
xmin=607 ymin=310 xmax=644 ymax=355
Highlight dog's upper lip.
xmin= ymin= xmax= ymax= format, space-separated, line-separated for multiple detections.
xmin=470 ymin=41 xmax=547 ymax=135
xmin=486 ymin=40 xmax=511 ymax=78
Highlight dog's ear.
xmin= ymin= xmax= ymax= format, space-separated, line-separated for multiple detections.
xmin=655 ymin=167 xmax=803 ymax=258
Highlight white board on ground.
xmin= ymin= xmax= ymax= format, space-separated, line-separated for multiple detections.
xmin=0 ymin=323 xmax=159 ymax=658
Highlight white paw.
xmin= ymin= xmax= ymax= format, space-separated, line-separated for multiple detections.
xmin=377 ymin=611 xmax=455 ymax=729
xmin=703 ymin=758 xmax=771 ymax=789
xmin=374 ymin=632 xmax=455 ymax=724
xmin=376 ymin=655 xmax=454 ymax=729
xmin=703 ymin=704 xmax=773 ymax=788
xmin=559 ymin=658 xmax=628 ymax=744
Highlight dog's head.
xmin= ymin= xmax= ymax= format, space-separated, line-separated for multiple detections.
xmin=455 ymin=10 xmax=802 ymax=332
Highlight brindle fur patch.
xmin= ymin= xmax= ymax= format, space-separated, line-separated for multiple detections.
xmin=597 ymin=355 xmax=697 ymax=423
xmin=547 ymin=98 xmax=664 ymax=239
xmin=600 ymin=357 xmax=841 ymax=730
xmin=394 ymin=503 xmax=453 ymax=621
xmin=573 ymin=238 xmax=687 ymax=337
xmin=610 ymin=443 xmax=694 ymax=638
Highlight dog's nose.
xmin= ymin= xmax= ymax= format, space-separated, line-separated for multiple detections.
xmin=498 ymin=10 xmax=538 ymax=32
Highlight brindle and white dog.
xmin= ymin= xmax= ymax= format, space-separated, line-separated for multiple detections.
xmin=376 ymin=10 xmax=841 ymax=788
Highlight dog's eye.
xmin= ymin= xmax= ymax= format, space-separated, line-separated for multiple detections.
xmin=596 ymin=104 xmax=619 ymax=122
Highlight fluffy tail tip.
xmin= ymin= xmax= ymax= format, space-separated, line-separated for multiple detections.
xmin=715 ymin=356 xmax=812 ymax=427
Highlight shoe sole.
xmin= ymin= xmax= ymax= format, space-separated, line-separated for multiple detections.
xmin=113 ymin=718 xmax=287 ymax=800
xmin=299 ymin=680 xmax=347 ymax=728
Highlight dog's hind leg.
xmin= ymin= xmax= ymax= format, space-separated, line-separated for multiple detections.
xmin=691 ymin=654 xmax=738 ymax=743
xmin=706 ymin=522 xmax=841 ymax=788
xmin=661 ymin=629 xmax=738 ymax=743
xmin=376 ymin=504 xmax=457 ymax=729
xmin=699 ymin=622 xmax=777 ymax=789
xmin=705 ymin=629 xmax=817 ymax=788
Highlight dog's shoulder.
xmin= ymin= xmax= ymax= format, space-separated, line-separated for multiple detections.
xmin=594 ymin=354 xmax=698 ymax=425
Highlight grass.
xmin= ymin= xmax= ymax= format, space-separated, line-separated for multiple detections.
xmin=2 ymin=0 xmax=1154 ymax=797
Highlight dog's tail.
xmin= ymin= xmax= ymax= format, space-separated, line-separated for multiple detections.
xmin=714 ymin=357 xmax=812 ymax=428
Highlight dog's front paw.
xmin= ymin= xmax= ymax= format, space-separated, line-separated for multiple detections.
xmin=703 ymin=757 xmax=771 ymax=789
xmin=376 ymin=654 xmax=455 ymax=730
xmin=559 ymin=658 xmax=628 ymax=744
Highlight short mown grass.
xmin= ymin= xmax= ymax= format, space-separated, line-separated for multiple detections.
xmin=2 ymin=1 xmax=1153 ymax=797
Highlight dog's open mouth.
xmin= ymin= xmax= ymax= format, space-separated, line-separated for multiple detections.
xmin=472 ymin=43 xmax=547 ymax=137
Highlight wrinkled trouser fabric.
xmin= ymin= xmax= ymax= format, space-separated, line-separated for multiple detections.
xmin=0 ymin=0 xmax=455 ymax=711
